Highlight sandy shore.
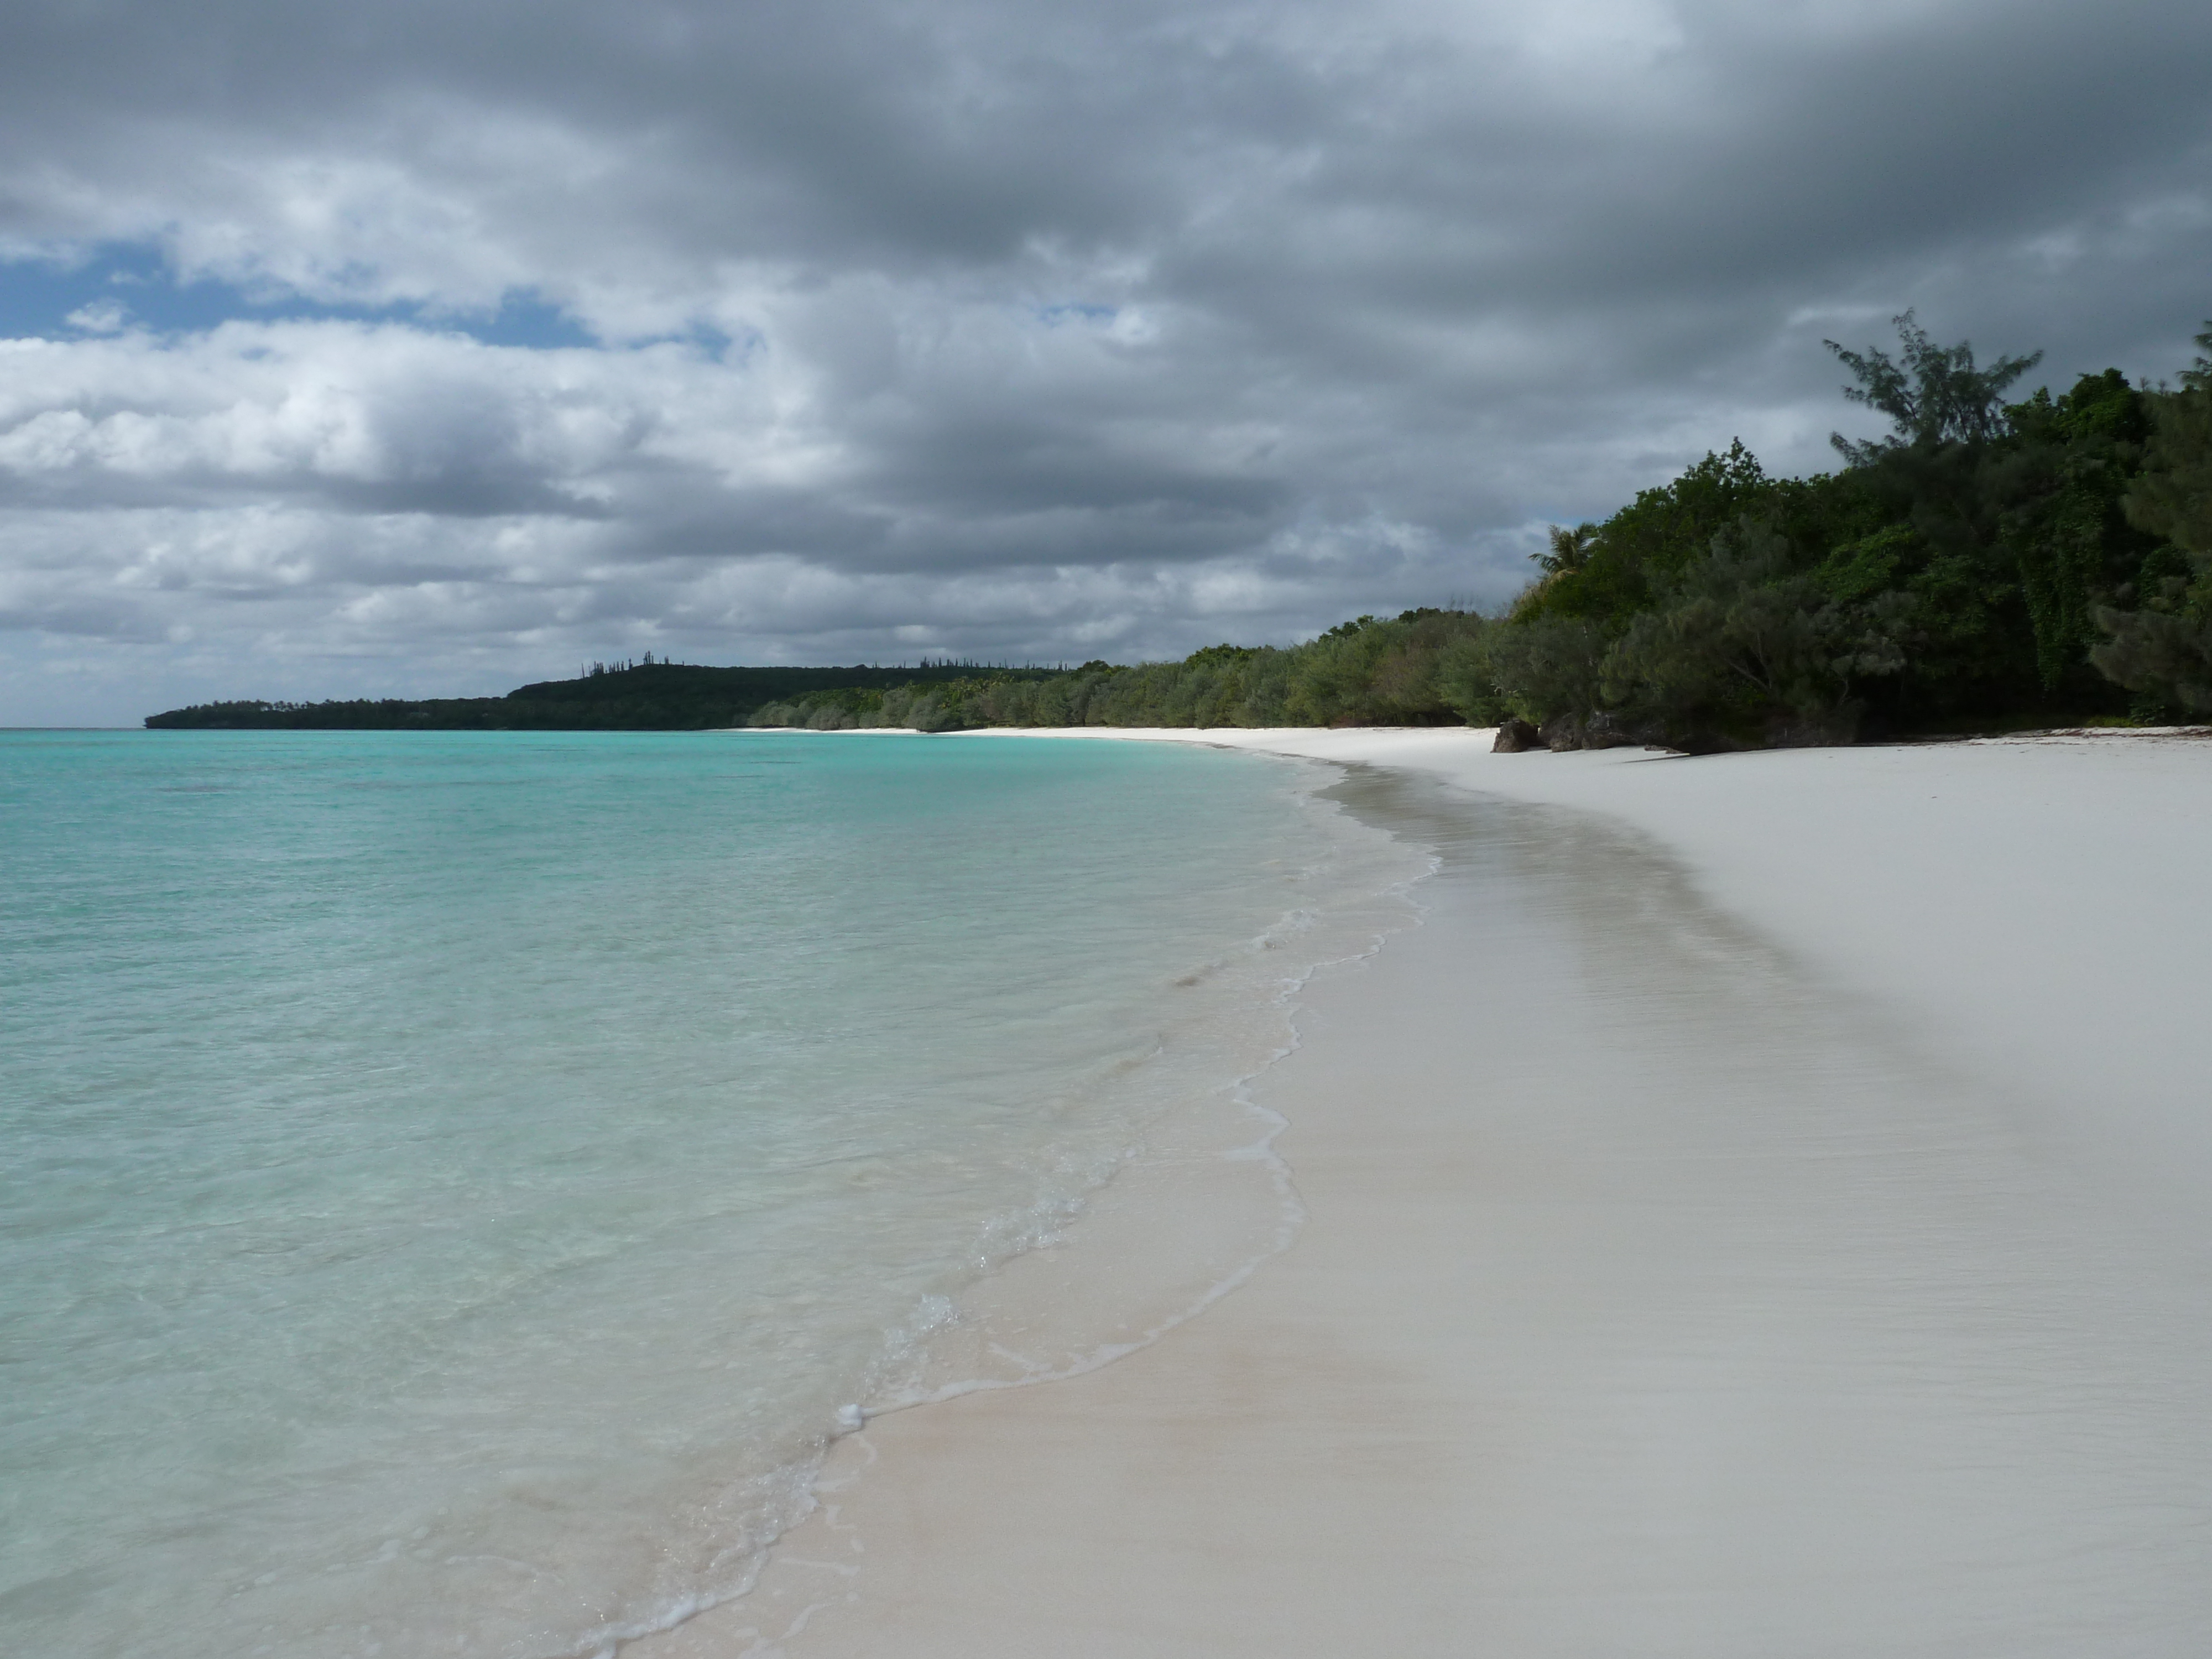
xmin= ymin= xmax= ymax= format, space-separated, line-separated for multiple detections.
xmin=638 ymin=728 xmax=2212 ymax=1658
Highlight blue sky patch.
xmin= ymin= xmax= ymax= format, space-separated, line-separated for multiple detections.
xmin=0 ymin=242 xmax=598 ymax=349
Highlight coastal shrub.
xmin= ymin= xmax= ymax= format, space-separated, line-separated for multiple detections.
xmin=1512 ymin=441 xmax=1777 ymax=631
xmin=1462 ymin=314 xmax=2201 ymax=744
xmin=2094 ymin=326 xmax=2212 ymax=715
xmin=1479 ymin=616 xmax=1606 ymax=726
xmin=1594 ymin=519 xmax=1911 ymax=747
xmin=1273 ymin=609 xmax=1488 ymax=726
xmin=1432 ymin=630 xmax=1506 ymax=726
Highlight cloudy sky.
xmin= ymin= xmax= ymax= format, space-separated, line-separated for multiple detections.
xmin=3 ymin=0 xmax=2209 ymax=723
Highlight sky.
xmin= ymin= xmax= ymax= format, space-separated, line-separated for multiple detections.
xmin=3 ymin=0 xmax=2209 ymax=724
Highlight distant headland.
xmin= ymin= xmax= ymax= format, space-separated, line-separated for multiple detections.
xmin=142 ymin=658 xmax=1055 ymax=733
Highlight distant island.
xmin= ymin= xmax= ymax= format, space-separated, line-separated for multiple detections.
xmin=150 ymin=316 xmax=2212 ymax=751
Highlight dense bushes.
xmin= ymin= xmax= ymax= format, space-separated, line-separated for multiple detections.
xmin=748 ymin=611 xmax=1491 ymax=732
xmin=2091 ymin=328 xmax=2212 ymax=716
xmin=1434 ymin=316 xmax=2209 ymax=747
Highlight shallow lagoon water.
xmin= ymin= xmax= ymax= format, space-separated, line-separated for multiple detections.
xmin=0 ymin=729 xmax=1420 ymax=1658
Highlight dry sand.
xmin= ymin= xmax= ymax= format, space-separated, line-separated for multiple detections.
xmin=636 ymin=729 xmax=2212 ymax=1658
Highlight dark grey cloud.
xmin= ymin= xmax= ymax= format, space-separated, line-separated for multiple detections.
xmin=2 ymin=0 xmax=2210 ymax=722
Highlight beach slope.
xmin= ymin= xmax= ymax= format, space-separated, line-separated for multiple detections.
xmin=640 ymin=729 xmax=2212 ymax=1658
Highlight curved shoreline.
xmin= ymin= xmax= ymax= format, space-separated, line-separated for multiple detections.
xmin=633 ymin=727 xmax=2212 ymax=1658
xmin=975 ymin=726 xmax=2212 ymax=1208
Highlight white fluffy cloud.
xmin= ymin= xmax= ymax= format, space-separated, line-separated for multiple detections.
xmin=3 ymin=0 xmax=2210 ymax=721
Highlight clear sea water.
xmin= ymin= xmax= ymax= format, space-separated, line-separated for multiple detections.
xmin=0 ymin=729 xmax=1419 ymax=1659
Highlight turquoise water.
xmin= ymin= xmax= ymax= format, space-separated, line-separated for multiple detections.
xmin=0 ymin=729 xmax=1414 ymax=1658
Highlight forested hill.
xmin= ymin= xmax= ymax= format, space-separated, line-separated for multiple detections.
xmin=143 ymin=660 xmax=1050 ymax=730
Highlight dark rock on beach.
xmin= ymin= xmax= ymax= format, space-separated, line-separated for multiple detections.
xmin=1582 ymin=712 xmax=1641 ymax=750
xmin=1540 ymin=713 xmax=1584 ymax=752
xmin=1492 ymin=717 xmax=1543 ymax=752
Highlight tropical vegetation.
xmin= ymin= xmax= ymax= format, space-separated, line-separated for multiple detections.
xmin=150 ymin=315 xmax=2212 ymax=747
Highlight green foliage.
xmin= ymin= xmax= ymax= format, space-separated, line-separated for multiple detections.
xmin=1282 ymin=609 xmax=1484 ymax=724
xmin=1825 ymin=309 xmax=2044 ymax=462
xmin=1478 ymin=616 xmax=1605 ymax=725
xmin=1431 ymin=632 xmax=1506 ymax=726
xmin=2090 ymin=604 xmax=2212 ymax=716
xmin=2119 ymin=329 xmax=2212 ymax=558
xmin=1536 ymin=523 xmax=1600 ymax=576
xmin=1445 ymin=314 xmax=2195 ymax=747
xmin=1994 ymin=369 xmax=2159 ymax=695
xmin=734 ymin=608 xmax=1490 ymax=733
xmin=2093 ymin=325 xmax=2212 ymax=714
xmin=1814 ymin=523 xmax=1916 ymax=604
xmin=1598 ymin=520 xmax=1909 ymax=747
xmin=1515 ymin=440 xmax=1776 ymax=627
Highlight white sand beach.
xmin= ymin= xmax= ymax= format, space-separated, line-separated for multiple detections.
xmin=638 ymin=728 xmax=2212 ymax=1658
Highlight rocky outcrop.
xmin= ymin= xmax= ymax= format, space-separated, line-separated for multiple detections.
xmin=1498 ymin=710 xmax=1672 ymax=752
xmin=1581 ymin=712 xmax=1640 ymax=749
xmin=1491 ymin=717 xmax=1543 ymax=752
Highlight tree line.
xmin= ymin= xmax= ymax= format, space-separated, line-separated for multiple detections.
xmin=144 ymin=662 xmax=1047 ymax=730
xmin=148 ymin=315 xmax=2211 ymax=744
xmin=754 ymin=314 xmax=2212 ymax=747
